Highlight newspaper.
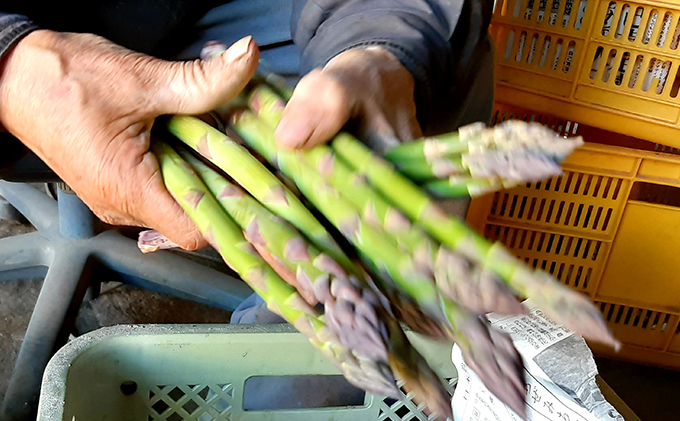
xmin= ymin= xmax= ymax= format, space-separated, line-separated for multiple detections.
xmin=451 ymin=301 xmax=625 ymax=421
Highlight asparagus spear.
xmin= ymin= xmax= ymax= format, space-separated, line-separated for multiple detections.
xmin=330 ymin=133 xmax=619 ymax=349
xmin=424 ymin=176 xmax=505 ymax=198
xmin=394 ymin=156 xmax=465 ymax=182
xmin=153 ymin=140 xmax=402 ymax=396
xmin=166 ymin=115 xmax=353 ymax=270
xmin=418 ymin=148 xmax=565 ymax=198
xmin=387 ymin=122 xmax=582 ymax=197
xmin=395 ymin=149 xmax=563 ymax=189
xmin=182 ymin=151 xmax=454 ymax=419
xmin=385 ymin=120 xmax=583 ymax=165
xmin=383 ymin=124 xmax=486 ymax=163
xmin=434 ymin=248 xmax=527 ymax=316
xmin=245 ymin=85 xmax=526 ymax=318
xmin=243 ymin=83 xmax=618 ymax=349
xmin=228 ymin=109 xmax=528 ymax=417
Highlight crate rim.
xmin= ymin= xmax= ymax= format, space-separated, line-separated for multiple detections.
xmin=37 ymin=324 xmax=301 ymax=421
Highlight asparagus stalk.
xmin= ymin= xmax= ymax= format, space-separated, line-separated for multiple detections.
xmin=395 ymin=149 xmax=562 ymax=185
xmin=241 ymin=83 xmax=618 ymax=349
xmin=330 ymin=132 xmax=619 ymax=349
xmin=385 ymin=121 xmax=583 ymax=198
xmin=393 ymin=152 xmax=563 ymax=198
xmin=230 ymin=110 xmax=444 ymax=320
xmin=394 ymin=156 xmax=464 ymax=181
xmin=383 ymin=124 xmax=485 ymax=163
xmin=153 ymin=140 xmax=402 ymax=396
xmin=228 ymin=109 xmax=528 ymax=417
xmin=182 ymin=151 xmax=454 ymax=419
xmin=424 ymin=176 xmax=504 ymax=198
xmin=434 ymin=248 xmax=528 ymax=316
xmin=166 ymin=115 xmax=353 ymax=270
xmin=246 ymin=86 xmax=526 ymax=317
xmin=232 ymin=105 xmax=436 ymax=263
xmin=385 ymin=120 xmax=583 ymax=164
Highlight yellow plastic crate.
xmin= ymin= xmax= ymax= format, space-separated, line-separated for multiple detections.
xmin=491 ymin=0 xmax=680 ymax=147
xmin=467 ymin=104 xmax=680 ymax=369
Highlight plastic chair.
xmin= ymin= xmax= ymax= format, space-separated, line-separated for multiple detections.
xmin=0 ymin=145 xmax=253 ymax=421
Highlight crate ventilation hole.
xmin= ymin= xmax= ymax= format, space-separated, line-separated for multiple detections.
xmin=488 ymin=172 xmax=621 ymax=233
xmin=496 ymin=0 xmax=590 ymax=30
xmin=592 ymin=4 xmax=680 ymax=97
xmin=485 ymin=224 xmax=601 ymax=291
xmin=596 ymin=301 xmax=673 ymax=332
xmin=378 ymin=378 xmax=457 ymax=421
xmin=147 ymin=384 xmax=233 ymax=421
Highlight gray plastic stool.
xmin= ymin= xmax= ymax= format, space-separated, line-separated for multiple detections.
xmin=0 ymin=181 xmax=253 ymax=421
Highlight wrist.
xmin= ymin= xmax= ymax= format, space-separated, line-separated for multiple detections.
xmin=0 ymin=17 xmax=41 ymax=132
xmin=0 ymin=29 xmax=56 ymax=131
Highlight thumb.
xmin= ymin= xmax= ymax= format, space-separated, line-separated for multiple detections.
xmin=152 ymin=36 xmax=259 ymax=116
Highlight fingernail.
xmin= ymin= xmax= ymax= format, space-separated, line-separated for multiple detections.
xmin=223 ymin=36 xmax=253 ymax=62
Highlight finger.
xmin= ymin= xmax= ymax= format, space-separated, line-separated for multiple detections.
xmin=393 ymin=106 xmax=423 ymax=141
xmin=275 ymin=71 xmax=352 ymax=149
xmin=151 ymin=36 xmax=259 ymax=116
xmin=137 ymin=152 xmax=208 ymax=251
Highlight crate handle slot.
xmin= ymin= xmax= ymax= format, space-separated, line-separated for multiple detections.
xmin=630 ymin=181 xmax=680 ymax=208
xmin=243 ymin=375 xmax=365 ymax=411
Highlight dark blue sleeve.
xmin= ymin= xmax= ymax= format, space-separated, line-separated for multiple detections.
xmin=292 ymin=0 xmax=493 ymax=135
xmin=0 ymin=13 xmax=39 ymax=60
xmin=0 ymin=13 xmax=38 ymax=169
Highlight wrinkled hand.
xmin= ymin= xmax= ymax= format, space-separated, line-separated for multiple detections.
xmin=0 ymin=30 xmax=259 ymax=250
xmin=275 ymin=46 xmax=421 ymax=150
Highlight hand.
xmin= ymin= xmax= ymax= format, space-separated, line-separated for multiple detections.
xmin=275 ymin=46 xmax=422 ymax=149
xmin=0 ymin=30 xmax=259 ymax=250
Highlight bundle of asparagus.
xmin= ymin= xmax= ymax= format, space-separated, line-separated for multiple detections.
xmin=153 ymin=140 xmax=457 ymax=418
xmin=381 ymin=120 xmax=584 ymax=198
xmin=242 ymin=84 xmax=617 ymax=346
xmin=145 ymin=43 xmax=619 ymax=420
xmin=167 ymin=114 xmax=528 ymax=416
xmin=232 ymin=83 xmax=616 ymax=409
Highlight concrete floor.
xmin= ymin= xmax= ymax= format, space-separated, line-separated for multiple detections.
xmin=0 ymin=206 xmax=678 ymax=420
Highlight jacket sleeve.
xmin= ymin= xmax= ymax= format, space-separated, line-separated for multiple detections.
xmin=0 ymin=12 xmax=39 ymax=172
xmin=0 ymin=12 xmax=39 ymax=60
xmin=291 ymin=0 xmax=493 ymax=135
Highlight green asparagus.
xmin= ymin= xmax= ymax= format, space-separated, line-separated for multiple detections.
xmin=182 ymin=150 xmax=454 ymax=418
xmin=152 ymin=140 xmax=400 ymax=397
xmin=246 ymin=85 xmax=527 ymax=318
xmin=244 ymin=83 xmax=618 ymax=350
xmin=166 ymin=115 xmax=352 ymax=270
xmin=228 ymin=109 xmax=529 ymax=417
